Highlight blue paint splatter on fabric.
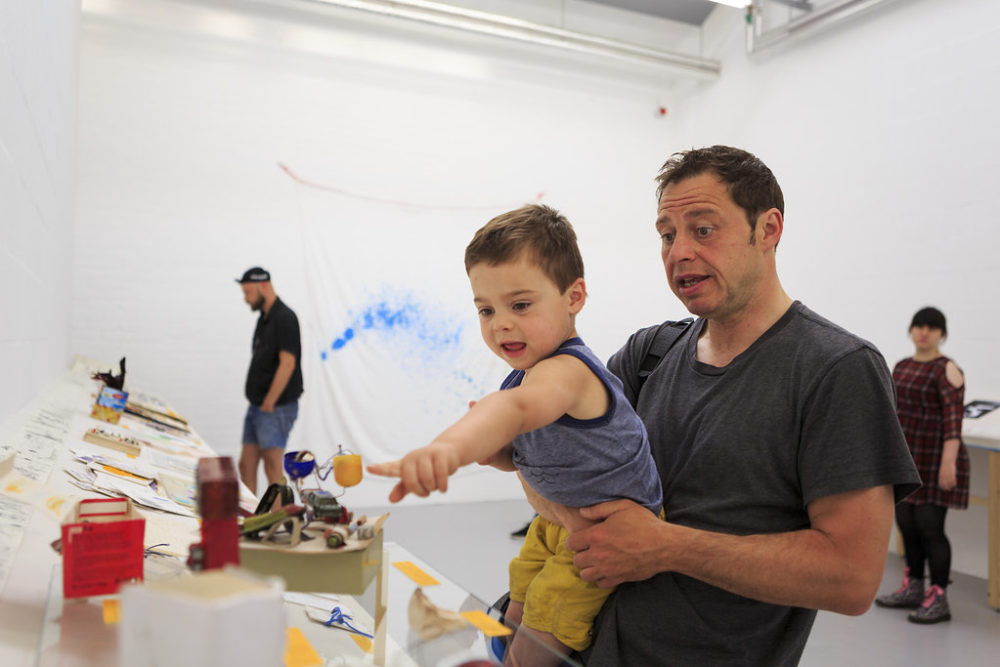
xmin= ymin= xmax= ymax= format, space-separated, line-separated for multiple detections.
xmin=323 ymin=293 xmax=463 ymax=358
xmin=331 ymin=328 xmax=354 ymax=350
xmin=319 ymin=289 xmax=502 ymax=416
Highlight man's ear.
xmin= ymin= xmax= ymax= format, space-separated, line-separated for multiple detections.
xmin=757 ymin=208 xmax=783 ymax=251
xmin=567 ymin=278 xmax=587 ymax=314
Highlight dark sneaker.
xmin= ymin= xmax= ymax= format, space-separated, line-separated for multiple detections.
xmin=510 ymin=518 xmax=533 ymax=539
xmin=908 ymin=585 xmax=951 ymax=624
xmin=875 ymin=567 xmax=924 ymax=609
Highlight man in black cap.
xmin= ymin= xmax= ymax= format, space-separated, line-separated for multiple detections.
xmin=236 ymin=267 xmax=303 ymax=495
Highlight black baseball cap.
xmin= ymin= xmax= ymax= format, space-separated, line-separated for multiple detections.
xmin=236 ymin=267 xmax=271 ymax=284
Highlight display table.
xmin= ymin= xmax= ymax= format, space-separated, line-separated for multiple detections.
xmin=961 ymin=407 xmax=1000 ymax=608
xmin=0 ymin=359 xmax=552 ymax=666
xmin=29 ymin=539 xmax=514 ymax=666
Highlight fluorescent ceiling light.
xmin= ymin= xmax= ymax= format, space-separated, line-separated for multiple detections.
xmin=709 ymin=0 xmax=750 ymax=7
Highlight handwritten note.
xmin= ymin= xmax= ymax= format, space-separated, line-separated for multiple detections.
xmin=0 ymin=494 xmax=32 ymax=590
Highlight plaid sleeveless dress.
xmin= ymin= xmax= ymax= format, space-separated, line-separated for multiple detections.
xmin=893 ymin=356 xmax=969 ymax=508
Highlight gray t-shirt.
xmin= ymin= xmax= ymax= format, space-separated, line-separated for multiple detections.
xmin=585 ymin=302 xmax=920 ymax=666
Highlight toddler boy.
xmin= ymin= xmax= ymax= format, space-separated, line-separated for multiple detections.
xmin=369 ymin=204 xmax=662 ymax=665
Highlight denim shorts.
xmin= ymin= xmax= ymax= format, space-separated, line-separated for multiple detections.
xmin=242 ymin=401 xmax=299 ymax=450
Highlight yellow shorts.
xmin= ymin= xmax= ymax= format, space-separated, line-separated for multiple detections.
xmin=508 ymin=516 xmax=613 ymax=652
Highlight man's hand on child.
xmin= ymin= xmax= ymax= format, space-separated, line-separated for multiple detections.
xmin=566 ymin=499 xmax=665 ymax=588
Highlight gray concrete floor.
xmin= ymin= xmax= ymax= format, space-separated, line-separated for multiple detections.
xmin=358 ymin=498 xmax=1000 ymax=666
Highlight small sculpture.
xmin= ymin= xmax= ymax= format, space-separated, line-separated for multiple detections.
xmin=92 ymin=357 xmax=126 ymax=389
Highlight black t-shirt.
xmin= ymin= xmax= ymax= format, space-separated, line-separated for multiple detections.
xmin=245 ymin=297 xmax=303 ymax=405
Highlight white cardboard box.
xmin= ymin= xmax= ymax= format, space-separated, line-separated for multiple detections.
xmin=119 ymin=567 xmax=285 ymax=667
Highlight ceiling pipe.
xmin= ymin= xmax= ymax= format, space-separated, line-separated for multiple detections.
xmin=297 ymin=0 xmax=721 ymax=79
xmin=746 ymin=0 xmax=902 ymax=54
xmin=768 ymin=0 xmax=813 ymax=10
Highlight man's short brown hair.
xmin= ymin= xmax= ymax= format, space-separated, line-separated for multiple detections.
xmin=655 ymin=145 xmax=784 ymax=234
xmin=464 ymin=204 xmax=584 ymax=292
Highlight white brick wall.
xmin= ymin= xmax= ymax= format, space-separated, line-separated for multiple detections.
xmin=0 ymin=1 xmax=78 ymax=431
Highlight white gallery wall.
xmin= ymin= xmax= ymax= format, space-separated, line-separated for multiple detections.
xmin=68 ymin=0 xmax=999 ymax=575
xmin=0 ymin=1 xmax=78 ymax=434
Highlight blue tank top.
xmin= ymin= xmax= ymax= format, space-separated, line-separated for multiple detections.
xmin=501 ymin=338 xmax=662 ymax=514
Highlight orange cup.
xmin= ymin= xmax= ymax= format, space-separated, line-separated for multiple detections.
xmin=333 ymin=454 xmax=363 ymax=487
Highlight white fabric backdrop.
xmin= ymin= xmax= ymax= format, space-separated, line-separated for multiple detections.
xmin=290 ymin=174 xmax=525 ymax=505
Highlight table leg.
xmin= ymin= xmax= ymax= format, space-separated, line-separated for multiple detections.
xmin=374 ymin=547 xmax=388 ymax=666
xmin=989 ymin=451 xmax=999 ymax=609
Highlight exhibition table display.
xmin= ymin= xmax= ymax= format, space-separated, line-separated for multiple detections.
xmin=0 ymin=356 xmax=545 ymax=666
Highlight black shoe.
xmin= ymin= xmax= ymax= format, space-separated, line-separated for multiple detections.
xmin=510 ymin=520 xmax=532 ymax=539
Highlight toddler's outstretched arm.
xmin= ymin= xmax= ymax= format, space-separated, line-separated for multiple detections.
xmin=367 ymin=354 xmax=592 ymax=502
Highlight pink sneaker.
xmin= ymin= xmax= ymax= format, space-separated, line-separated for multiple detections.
xmin=875 ymin=568 xmax=924 ymax=609
xmin=908 ymin=585 xmax=951 ymax=624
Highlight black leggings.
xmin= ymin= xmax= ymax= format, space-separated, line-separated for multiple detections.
xmin=895 ymin=503 xmax=950 ymax=588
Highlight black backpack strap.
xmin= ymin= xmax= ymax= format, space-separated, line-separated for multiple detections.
xmin=636 ymin=318 xmax=694 ymax=394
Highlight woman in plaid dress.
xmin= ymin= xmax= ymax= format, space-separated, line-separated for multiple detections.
xmin=876 ymin=307 xmax=969 ymax=623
